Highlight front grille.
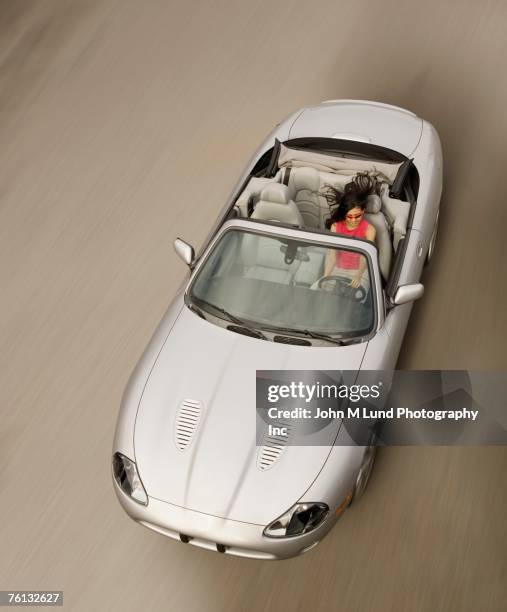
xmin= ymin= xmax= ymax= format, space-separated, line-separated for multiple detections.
xmin=139 ymin=522 xmax=277 ymax=559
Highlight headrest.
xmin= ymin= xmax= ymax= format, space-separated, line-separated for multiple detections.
xmin=290 ymin=166 xmax=320 ymax=192
xmin=251 ymin=200 xmax=303 ymax=226
xmin=260 ymin=183 xmax=290 ymax=204
xmin=319 ymin=171 xmax=350 ymax=191
xmin=366 ymin=194 xmax=381 ymax=213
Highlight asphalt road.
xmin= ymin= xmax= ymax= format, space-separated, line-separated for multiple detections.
xmin=1 ymin=1 xmax=506 ymax=610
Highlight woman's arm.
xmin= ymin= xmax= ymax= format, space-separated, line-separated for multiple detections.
xmin=351 ymin=257 xmax=366 ymax=288
xmin=324 ymin=224 xmax=336 ymax=276
xmin=324 ymin=249 xmax=336 ymax=277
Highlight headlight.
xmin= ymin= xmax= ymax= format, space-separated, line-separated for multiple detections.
xmin=263 ymin=503 xmax=329 ymax=538
xmin=112 ymin=452 xmax=148 ymax=505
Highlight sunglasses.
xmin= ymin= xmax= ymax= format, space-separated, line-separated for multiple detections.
xmin=345 ymin=211 xmax=364 ymax=220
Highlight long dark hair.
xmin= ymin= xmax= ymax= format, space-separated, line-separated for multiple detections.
xmin=322 ymin=173 xmax=379 ymax=229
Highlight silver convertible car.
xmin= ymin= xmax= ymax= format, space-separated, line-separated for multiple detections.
xmin=112 ymin=100 xmax=443 ymax=559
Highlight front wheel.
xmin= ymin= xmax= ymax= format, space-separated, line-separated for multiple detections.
xmin=425 ymin=209 xmax=439 ymax=266
xmin=350 ymin=443 xmax=377 ymax=504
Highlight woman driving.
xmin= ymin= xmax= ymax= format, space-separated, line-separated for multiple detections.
xmin=322 ymin=174 xmax=378 ymax=288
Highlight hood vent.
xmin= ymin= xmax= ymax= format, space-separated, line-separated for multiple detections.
xmin=257 ymin=425 xmax=291 ymax=471
xmin=175 ymin=399 xmax=202 ymax=450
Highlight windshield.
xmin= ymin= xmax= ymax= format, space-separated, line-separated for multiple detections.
xmin=189 ymin=229 xmax=375 ymax=338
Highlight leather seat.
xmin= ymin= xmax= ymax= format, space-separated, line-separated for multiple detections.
xmin=363 ymin=194 xmax=392 ymax=280
xmin=379 ymin=183 xmax=410 ymax=252
xmin=240 ymin=232 xmax=300 ymax=284
xmin=293 ymin=246 xmax=327 ymax=286
xmin=250 ymin=184 xmax=303 ymax=227
xmin=285 ymin=166 xmax=321 ymax=228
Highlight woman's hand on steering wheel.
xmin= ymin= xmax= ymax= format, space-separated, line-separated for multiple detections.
xmin=317 ymin=274 xmax=366 ymax=302
xmin=350 ymin=272 xmax=363 ymax=288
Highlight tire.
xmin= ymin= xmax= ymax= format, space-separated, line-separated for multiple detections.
xmin=350 ymin=442 xmax=377 ymax=504
xmin=425 ymin=209 xmax=439 ymax=266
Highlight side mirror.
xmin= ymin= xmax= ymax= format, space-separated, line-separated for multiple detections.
xmin=174 ymin=238 xmax=195 ymax=267
xmin=393 ymin=283 xmax=424 ymax=306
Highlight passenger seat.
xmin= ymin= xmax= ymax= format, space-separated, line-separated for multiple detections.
xmin=284 ymin=167 xmax=322 ymax=229
xmin=251 ymin=184 xmax=304 ymax=227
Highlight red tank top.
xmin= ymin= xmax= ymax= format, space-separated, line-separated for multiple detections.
xmin=333 ymin=218 xmax=369 ymax=269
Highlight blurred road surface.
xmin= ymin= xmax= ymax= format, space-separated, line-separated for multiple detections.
xmin=1 ymin=1 xmax=506 ymax=610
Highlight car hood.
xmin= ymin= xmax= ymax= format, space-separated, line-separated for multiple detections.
xmin=134 ymin=306 xmax=368 ymax=525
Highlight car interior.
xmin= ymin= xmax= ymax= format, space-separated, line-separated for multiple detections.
xmin=230 ymin=140 xmax=417 ymax=286
xmin=191 ymin=229 xmax=375 ymax=338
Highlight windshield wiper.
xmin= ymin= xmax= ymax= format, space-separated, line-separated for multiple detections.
xmin=187 ymin=302 xmax=207 ymax=320
xmin=190 ymin=298 xmax=355 ymax=345
xmin=299 ymin=329 xmax=346 ymax=345
xmin=258 ymin=325 xmax=345 ymax=346
xmin=193 ymin=298 xmax=268 ymax=340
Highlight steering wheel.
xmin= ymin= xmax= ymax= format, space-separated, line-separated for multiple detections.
xmin=317 ymin=275 xmax=366 ymax=302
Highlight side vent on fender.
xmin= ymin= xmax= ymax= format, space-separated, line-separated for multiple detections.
xmin=257 ymin=424 xmax=291 ymax=471
xmin=175 ymin=399 xmax=202 ymax=450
